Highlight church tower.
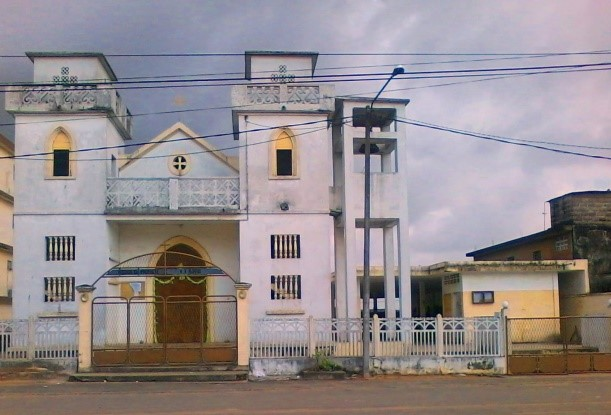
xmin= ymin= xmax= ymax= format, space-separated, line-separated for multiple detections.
xmin=232 ymin=52 xmax=335 ymax=318
xmin=5 ymin=52 xmax=132 ymax=317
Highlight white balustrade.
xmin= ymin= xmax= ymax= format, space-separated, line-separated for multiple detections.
xmin=106 ymin=177 xmax=240 ymax=212
xmin=250 ymin=316 xmax=504 ymax=359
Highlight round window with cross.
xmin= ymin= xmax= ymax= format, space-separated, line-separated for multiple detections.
xmin=168 ymin=154 xmax=191 ymax=176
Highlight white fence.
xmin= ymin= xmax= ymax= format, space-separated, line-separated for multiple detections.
xmin=0 ymin=317 xmax=78 ymax=367
xmin=251 ymin=315 xmax=504 ymax=358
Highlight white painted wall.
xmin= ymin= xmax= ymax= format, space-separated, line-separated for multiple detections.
xmin=32 ymin=56 xmax=113 ymax=83
xmin=12 ymin=215 xmax=113 ymax=317
xmin=14 ymin=114 xmax=123 ymax=214
xmin=240 ymin=214 xmax=333 ymax=319
xmin=116 ymin=222 xmax=239 ymax=280
xmin=120 ymin=130 xmax=237 ymax=179
xmin=248 ymin=55 xmax=314 ymax=80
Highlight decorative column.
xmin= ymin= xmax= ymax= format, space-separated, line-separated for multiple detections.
xmin=235 ymin=282 xmax=252 ymax=367
xmin=75 ymin=284 xmax=96 ymax=372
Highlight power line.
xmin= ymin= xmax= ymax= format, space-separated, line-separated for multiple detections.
xmin=2 ymin=50 xmax=610 ymax=59
xmin=1 ymin=61 xmax=609 ymax=91
xmin=0 ymin=72 xmax=540 ymax=129
xmin=398 ymin=118 xmax=611 ymax=161
xmin=0 ymin=117 xmax=340 ymax=161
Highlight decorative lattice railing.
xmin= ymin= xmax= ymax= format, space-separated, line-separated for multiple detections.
xmin=0 ymin=317 xmax=78 ymax=368
xmin=106 ymin=178 xmax=240 ymax=212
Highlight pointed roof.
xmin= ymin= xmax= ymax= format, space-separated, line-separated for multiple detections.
xmin=120 ymin=122 xmax=238 ymax=172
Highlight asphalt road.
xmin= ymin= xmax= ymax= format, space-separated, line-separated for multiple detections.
xmin=1 ymin=374 xmax=609 ymax=415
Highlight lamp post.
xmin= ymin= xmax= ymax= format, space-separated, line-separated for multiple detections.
xmin=360 ymin=66 xmax=404 ymax=377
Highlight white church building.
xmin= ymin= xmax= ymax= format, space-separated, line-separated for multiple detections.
xmin=5 ymin=51 xmax=411 ymax=329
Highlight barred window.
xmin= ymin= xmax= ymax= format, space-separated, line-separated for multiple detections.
xmin=443 ymin=274 xmax=460 ymax=285
xmin=270 ymin=234 xmax=300 ymax=259
xmin=555 ymin=238 xmax=569 ymax=252
xmin=270 ymin=275 xmax=301 ymax=300
xmin=46 ymin=236 xmax=76 ymax=261
xmin=44 ymin=276 xmax=76 ymax=302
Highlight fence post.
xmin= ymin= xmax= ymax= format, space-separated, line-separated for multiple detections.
xmin=372 ymin=314 xmax=380 ymax=357
xmin=435 ymin=314 xmax=444 ymax=357
xmin=75 ymin=284 xmax=96 ymax=372
xmin=235 ymin=282 xmax=252 ymax=367
xmin=27 ymin=317 xmax=36 ymax=360
xmin=308 ymin=316 xmax=316 ymax=357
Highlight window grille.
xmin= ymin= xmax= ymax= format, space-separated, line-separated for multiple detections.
xmin=44 ymin=276 xmax=76 ymax=302
xmin=270 ymin=234 xmax=301 ymax=258
xmin=46 ymin=236 xmax=76 ymax=261
xmin=270 ymin=275 xmax=301 ymax=300
xmin=443 ymin=274 xmax=460 ymax=285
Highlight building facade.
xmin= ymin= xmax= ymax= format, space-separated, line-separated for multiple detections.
xmin=5 ymin=51 xmax=412 ymax=324
xmin=0 ymin=134 xmax=13 ymax=319
xmin=467 ymin=191 xmax=611 ymax=293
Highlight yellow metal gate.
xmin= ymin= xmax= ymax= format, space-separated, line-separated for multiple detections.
xmin=507 ymin=317 xmax=611 ymax=375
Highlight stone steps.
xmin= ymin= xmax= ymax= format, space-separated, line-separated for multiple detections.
xmin=69 ymin=365 xmax=249 ymax=382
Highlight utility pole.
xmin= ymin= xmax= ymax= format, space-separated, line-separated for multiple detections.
xmin=358 ymin=66 xmax=404 ymax=377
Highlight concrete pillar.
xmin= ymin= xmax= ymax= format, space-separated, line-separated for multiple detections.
xmin=383 ymin=225 xmax=396 ymax=319
xmin=397 ymin=221 xmax=412 ymax=317
xmin=75 ymin=284 xmax=96 ymax=373
xmin=235 ymin=282 xmax=252 ymax=366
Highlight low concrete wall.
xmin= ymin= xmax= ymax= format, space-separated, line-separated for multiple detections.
xmin=561 ymin=293 xmax=611 ymax=317
xmin=250 ymin=356 xmax=506 ymax=378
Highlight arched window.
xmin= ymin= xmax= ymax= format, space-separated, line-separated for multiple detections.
xmin=271 ymin=130 xmax=297 ymax=178
xmin=47 ymin=129 xmax=75 ymax=178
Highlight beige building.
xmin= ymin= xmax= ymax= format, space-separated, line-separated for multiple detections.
xmin=0 ymin=134 xmax=13 ymax=319
xmin=410 ymin=260 xmax=589 ymax=318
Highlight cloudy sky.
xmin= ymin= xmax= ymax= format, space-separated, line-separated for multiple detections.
xmin=1 ymin=0 xmax=609 ymax=266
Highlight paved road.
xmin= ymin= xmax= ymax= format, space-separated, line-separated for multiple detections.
xmin=1 ymin=374 xmax=610 ymax=415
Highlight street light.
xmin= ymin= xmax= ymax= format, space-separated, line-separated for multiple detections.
xmin=355 ymin=65 xmax=404 ymax=377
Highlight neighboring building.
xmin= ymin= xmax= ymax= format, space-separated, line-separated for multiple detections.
xmin=411 ymin=260 xmax=589 ymax=318
xmin=467 ymin=191 xmax=611 ymax=293
xmin=4 ymin=51 xmax=412 ymax=325
xmin=0 ymin=134 xmax=13 ymax=319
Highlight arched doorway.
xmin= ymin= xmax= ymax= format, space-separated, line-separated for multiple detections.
xmin=91 ymin=246 xmax=237 ymax=367
xmin=155 ymin=244 xmax=208 ymax=343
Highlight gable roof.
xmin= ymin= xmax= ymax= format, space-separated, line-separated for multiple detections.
xmin=119 ymin=122 xmax=238 ymax=172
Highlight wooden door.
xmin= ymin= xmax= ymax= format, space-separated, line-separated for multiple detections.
xmin=155 ymin=245 xmax=207 ymax=344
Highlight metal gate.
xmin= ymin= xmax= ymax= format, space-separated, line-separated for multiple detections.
xmin=89 ymin=251 xmax=238 ymax=368
xmin=92 ymin=295 xmax=237 ymax=367
xmin=507 ymin=317 xmax=611 ymax=375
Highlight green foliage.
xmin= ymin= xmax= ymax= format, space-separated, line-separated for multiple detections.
xmin=313 ymin=350 xmax=343 ymax=372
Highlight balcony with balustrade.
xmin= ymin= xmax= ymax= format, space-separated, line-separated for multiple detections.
xmin=105 ymin=177 xmax=241 ymax=215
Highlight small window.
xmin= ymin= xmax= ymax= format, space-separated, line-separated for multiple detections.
xmin=271 ymin=130 xmax=297 ymax=178
xmin=271 ymin=234 xmax=301 ymax=258
xmin=7 ymin=260 xmax=12 ymax=271
xmin=507 ymin=256 xmax=515 ymax=261
xmin=472 ymin=291 xmax=494 ymax=304
xmin=46 ymin=236 xmax=76 ymax=261
xmin=270 ymin=275 xmax=301 ymax=300
xmin=53 ymin=149 xmax=70 ymax=176
xmin=44 ymin=276 xmax=76 ymax=302
xmin=532 ymin=250 xmax=542 ymax=260
xmin=555 ymin=238 xmax=569 ymax=252
xmin=48 ymin=129 xmax=74 ymax=178
xmin=168 ymin=154 xmax=191 ymax=176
